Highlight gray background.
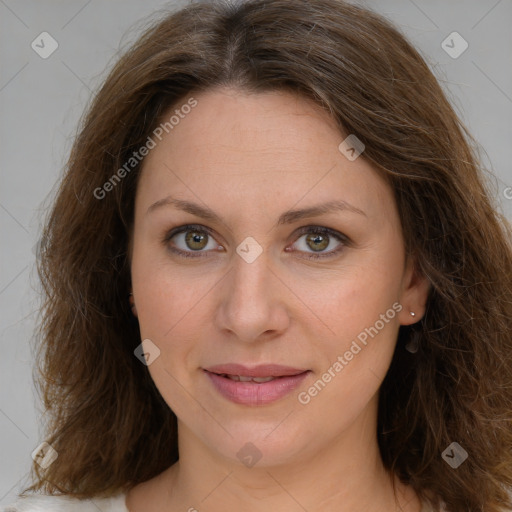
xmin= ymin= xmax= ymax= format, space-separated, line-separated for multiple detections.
xmin=1 ymin=0 xmax=511 ymax=505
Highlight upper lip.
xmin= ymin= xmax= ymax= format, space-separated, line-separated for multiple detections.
xmin=204 ymin=363 xmax=309 ymax=378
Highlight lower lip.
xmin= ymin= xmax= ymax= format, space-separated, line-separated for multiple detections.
xmin=204 ymin=370 xmax=310 ymax=406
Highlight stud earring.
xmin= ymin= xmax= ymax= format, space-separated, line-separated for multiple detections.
xmin=410 ymin=311 xmax=416 ymax=317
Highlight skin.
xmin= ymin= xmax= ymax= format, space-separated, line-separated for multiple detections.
xmin=126 ymin=86 xmax=430 ymax=512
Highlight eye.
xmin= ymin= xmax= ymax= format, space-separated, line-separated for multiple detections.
xmin=163 ymin=224 xmax=349 ymax=260
xmin=163 ymin=224 xmax=223 ymax=258
xmin=287 ymin=226 xmax=348 ymax=259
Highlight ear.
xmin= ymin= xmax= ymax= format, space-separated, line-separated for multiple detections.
xmin=397 ymin=255 xmax=431 ymax=326
xmin=129 ymin=292 xmax=138 ymax=318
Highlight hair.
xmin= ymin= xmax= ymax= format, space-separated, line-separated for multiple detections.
xmin=20 ymin=0 xmax=512 ymax=511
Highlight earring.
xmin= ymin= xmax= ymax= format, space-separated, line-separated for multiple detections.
xmin=405 ymin=311 xmax=421 ymax=353
xmin=405 ymin=329 xmax=421 ymax=353
xmin=128 ymin=292 xmax=138 ymax=322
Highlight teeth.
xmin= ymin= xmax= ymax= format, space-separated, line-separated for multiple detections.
xmin=223 ymin=374 xmax=277 ymax=383
xmin=252 ymin=376 xmax=275 ymax=382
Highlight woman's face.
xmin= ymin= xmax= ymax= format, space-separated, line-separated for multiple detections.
xmin=130 ymin=86 xmax=428 ymax=467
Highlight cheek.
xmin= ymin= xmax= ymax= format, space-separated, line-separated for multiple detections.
xmin=293 ymin=253 xmax=403 ymax=346
xmin=134 ymin=271 xmax=204 ymax=346
xmin=308 ymin=279 xmax=400 ymax=379
xmin=130 ymin=252 xmax=208 ymax=415
xmin=295 ymin=281 xmax=401 ymax=430
xmin=131 ymin=242 xmax=182 ymax=345
xmin=131 ymin=235 xmax=196 ymax=325
xmin=291 ymin=235 xmax=404 ymax=394
xmin=130 ymin=243 xmax=219 ymax=377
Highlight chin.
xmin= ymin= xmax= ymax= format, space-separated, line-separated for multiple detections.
xmin=195 ymin=416 xmax=315 ymax=468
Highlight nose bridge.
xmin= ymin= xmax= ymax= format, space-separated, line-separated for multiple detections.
xmin=215 ymin=245 xmax=288 ymax=341
xmin=229 ymin=247 xmax=272 ymax=310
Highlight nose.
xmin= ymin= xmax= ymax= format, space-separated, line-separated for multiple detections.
xmin=214 ymin=247 xmax=291 ymax=343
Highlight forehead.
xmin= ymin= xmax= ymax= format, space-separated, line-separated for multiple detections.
xmin=154 ymin=86 xmax=344 ymax=159
xmin=135 ymin=87 xmax=395 ymax=226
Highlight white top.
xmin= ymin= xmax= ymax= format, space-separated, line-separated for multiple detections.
xmin=0 ymin=492 xmax=445 ymax=511
xmin=0 ymin=492 xmax=129 ymax=512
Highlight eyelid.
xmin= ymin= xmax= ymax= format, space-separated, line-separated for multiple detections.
xmin=163 ymin=223 xmax=216 ymax=242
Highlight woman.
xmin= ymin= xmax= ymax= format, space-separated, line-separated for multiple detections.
xmin=3 ymin=0 xmax=512 ymax=511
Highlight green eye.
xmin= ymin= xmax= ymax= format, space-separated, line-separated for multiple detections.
xmin=289 ymin=226 xmax=347 ymax=259
xmin=304 ymin=232 xmax=330 ymax=251
xmin=184 ymin=230 xmax=210 ymax=251
xmin=163 ymin=224 xmax=349 ymax=260
xmin=163 ymin=224 xmax=220 ymax=258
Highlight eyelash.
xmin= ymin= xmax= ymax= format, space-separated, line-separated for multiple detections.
xmin=162 ymin=224 xmax=350 ymax=260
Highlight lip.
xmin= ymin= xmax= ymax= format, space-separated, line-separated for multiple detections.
xmin=203 ymin=364 xmax=311 ymax=406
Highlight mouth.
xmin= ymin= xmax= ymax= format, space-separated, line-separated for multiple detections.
xmin=210 ymin=374 xmax=287 ymax=383
xmin=204 ymin=363 xmax=309 ymax=378
xmin=203 ymin=364 xmax=311 ymax=405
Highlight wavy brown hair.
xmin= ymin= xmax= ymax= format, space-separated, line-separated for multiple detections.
xmin=20 ymin=0 xmax=512 ymax=511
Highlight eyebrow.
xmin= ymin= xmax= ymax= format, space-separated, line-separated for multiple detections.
xmin=146 ymin=196 xmax=366 ymax=224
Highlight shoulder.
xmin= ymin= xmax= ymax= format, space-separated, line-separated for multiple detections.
xmin=0 ymin=492 xmax=128 ymax=512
